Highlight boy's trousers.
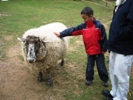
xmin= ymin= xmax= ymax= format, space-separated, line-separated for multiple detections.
xmin=86 ymin=53 xmax=108 ymax=83
xmin=109 ymin=51 xmax=133 ymax=100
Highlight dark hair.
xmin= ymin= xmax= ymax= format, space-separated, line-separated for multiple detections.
xmin=81 ymin=6 xmax=93 ymax=16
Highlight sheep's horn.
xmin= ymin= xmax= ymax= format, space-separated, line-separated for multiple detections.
xmin=17 ymin=37 xmax=26 ymax=42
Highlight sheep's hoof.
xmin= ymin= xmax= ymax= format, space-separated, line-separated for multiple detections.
xmin=38 ymin=77 xmax=42 ymax=82
xmin=60 ymin=59 xmax=64 ymax=66
xmin=47 ymin=79 xmax=53 ymax=86
xmin=38 ymin=72 xmax=42 ymax=82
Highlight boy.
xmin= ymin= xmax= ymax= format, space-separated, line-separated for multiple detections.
xmin=54 ymin=6 xmax=109 ymax=87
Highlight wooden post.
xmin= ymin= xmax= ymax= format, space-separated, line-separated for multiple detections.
xmin=106 ymin=2 xmax=107 ymax=7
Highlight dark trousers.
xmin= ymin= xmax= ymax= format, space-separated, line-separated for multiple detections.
xmin=86 ymin=53 xmax=108 ymax=82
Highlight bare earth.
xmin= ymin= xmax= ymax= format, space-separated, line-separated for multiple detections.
xmin=0 ymin=39 xmax=82 ymax=100
xmin=0 ymin=43 xmax=64 ymax=100
xmin=0 ymin=44 xmax=36 ymax=100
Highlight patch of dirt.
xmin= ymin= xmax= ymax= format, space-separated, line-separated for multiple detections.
xmin=0 ymin=13 xmax=11 ymax=17
xmin=0 ymin=43 xmax=56 ymax=100
xmin=0 ymin=41 xmax=79 ymax=100
xmin=4 ymin=35 xmax=13 ymax=41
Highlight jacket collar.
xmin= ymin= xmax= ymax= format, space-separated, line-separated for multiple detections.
xmin=85 ymin=18 xmax=95 ymax=27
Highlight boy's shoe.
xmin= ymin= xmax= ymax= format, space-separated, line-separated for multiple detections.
xmin=102 ymin=90 xmax=113 ymax=98
xmin=103 ymin=82 xmax=108 ymax=87
xmin=85 ymin=80 xmax=92 ymax=86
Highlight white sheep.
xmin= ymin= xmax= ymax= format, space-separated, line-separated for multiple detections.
xmin=17 ymin=22 xmax=69 ymax=85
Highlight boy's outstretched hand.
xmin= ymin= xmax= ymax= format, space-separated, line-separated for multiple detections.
xmin=53 ymin=32 xmax=60 ymax=37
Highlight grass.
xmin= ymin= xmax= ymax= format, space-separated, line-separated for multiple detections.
xmin=0 ymin=0 xmax=133 ymax=100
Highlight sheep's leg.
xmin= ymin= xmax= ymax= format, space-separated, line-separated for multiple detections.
xmin=46 ymin=69 xmax=53 ymax=86
xmin=60 ymin=58 xmax=64 ymax=66
xmin=47 ymin=75 xmax=53 ymax=86
xmin=38 ymin=72 xmax=42 ymax=82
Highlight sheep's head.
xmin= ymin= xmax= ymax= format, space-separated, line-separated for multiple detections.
xmin=17 ymin=35 xmax=47 ymax=63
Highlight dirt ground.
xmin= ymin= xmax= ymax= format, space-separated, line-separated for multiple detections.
xmin=0 ymin=44 xmax=31 ymax=99
xmin=0 ymin=36 xmax=85 ymax=100
xmin=0 ymin=39 xmax=82 ymax=100
xmin=0 ymin=43 xmax=59 ymax=100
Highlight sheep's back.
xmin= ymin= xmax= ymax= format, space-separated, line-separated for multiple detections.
xmin=23 ymin=22 xmax=67 ymax=41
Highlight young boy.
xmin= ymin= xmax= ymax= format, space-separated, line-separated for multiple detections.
xmin=54 ymin=6 xmax=109 ymax=87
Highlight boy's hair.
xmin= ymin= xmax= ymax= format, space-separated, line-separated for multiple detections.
xmin=81 ymin=6 xmax=93 ymax=16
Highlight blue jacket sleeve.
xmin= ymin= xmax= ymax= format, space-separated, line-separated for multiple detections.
xmin=99 ymin=24 xmax=107 ymax=52
xmin=96 ymin=20 xmax=107 ymax=52
xmin=60 ymin=23 xmax=85 ymax=38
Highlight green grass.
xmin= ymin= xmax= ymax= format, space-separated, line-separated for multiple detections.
xmin=0 ymin=0 xmax=133 ymax=100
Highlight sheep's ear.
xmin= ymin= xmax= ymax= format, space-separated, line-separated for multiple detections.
xmin=17 ymin=37 xmax=26 ymax=42
xmin=42 ymin=38 xmax=50 ymax=43
xmin=42 ymin=40 xmax=50 ymax=43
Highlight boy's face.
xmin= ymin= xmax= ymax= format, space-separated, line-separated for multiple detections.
xmin=81 ymin=14 xmax=93 ymax=22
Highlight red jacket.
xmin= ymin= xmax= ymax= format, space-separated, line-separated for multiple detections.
xmin=60 ymin=19 xmax=107 ymax=55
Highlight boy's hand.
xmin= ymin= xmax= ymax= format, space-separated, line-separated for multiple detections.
xmin=53 ymin=32 xmax=60 ymax=37
xmin=102 ymin=52 xmax=105 ymax=54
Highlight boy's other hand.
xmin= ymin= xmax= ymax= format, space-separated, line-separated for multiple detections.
xmin=53 ymin=32 xmax=60 ymax=37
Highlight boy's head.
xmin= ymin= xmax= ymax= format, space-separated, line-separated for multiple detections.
xmin=81 ymin=6 xmax=93 ymax=22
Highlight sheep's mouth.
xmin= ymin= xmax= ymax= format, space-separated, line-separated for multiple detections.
xmin=27 ymin=57 xmax=36 ymax=63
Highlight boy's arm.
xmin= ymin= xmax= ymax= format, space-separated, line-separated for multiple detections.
xmin=100 ymin=24 xmax=107 ymax=52
xmin=54 ymin=23 xmax=85 ymax=38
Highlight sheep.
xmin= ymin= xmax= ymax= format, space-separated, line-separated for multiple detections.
xmin=17 ymin=22 xmax=69 ymax=86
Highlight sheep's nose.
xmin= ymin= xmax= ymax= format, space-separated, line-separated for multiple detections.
xmin=29 ymin=60 xmax=34 ymax=63
xmin=27 ymin=59 xmax=34 ymax=63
